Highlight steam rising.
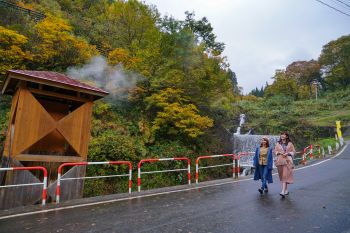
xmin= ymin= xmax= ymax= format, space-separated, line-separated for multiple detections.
xmin=67 ymin=56 xmax=142 ymax=101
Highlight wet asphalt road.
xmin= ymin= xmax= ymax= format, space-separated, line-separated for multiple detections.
xmin=1 ymin=145 xmax=350 ymax=233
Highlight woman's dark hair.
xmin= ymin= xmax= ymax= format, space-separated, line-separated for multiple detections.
xmin=260 ymin=137 xmax=270 ymax=147
xmin=278 ymin=132 xmax=292 ymax=144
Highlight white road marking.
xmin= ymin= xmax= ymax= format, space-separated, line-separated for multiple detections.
xmin=0 ymin=144 xmax=348 ymax=220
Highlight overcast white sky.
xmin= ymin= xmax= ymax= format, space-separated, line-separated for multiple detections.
xmin=143 ymin=0 xmax=350 ymax=93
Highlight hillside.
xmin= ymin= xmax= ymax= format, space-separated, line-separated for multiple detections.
xmin=237 ymin=88 xmax=350 ymax=148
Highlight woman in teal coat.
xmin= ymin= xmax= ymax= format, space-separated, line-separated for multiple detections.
xmin=253 ymin=136 xmax=273 ymax=194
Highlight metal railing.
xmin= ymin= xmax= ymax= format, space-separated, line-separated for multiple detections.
xmin=137 ymin=157 xmax=191 ymax=192
xmin=56 ymin=161 xmax=132 ymax=204
xmin=0 ymin=166 xmax=47 ymax=206
xmin=0 ymin=0 xmax=46 ymax=21
xmin=195 ymin=154 xmax=236 ymax=184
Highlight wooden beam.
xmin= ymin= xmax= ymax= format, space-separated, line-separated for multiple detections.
xmin=28 ymin=88 xmax=90 ymax=103
xmin=1 ymin=75 xmax=12 ymax=94
xmin=16 ymin=155 xmax=85 ymax=163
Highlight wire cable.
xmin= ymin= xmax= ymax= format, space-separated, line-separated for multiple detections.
xmin=328 ymin=0 xmax=350 ymax=10
xmin=334 ymin=0 xmax=350 ymax=8
xmin=314 ymin=0 xmax=350 ymax=17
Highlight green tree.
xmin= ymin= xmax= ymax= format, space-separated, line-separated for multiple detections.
xmin=264 ymin=70 xmax=298 ymax=99
xmin=183 ymin=11 xmax=225 ymax=55
xmin=319 ymin=35 xmax=350 ymax=90
xmin=154 ymin=15 xmax=236 ymax=110
xmin=102 ymin=0 xmax=160 ymax=52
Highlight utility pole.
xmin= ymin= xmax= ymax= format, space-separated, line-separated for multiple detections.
xmin=312 ymin=80 xmax=320 ymax=101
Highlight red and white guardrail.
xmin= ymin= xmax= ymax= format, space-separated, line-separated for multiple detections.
xmin=137 ymin=157 xmax=191 ymax=192
xmin=0 ymin=166 xmax=48 ymax=206
xmin=303 ymin=145 xmax=315 ymax=164
xmin=302 ymin=144 xmax=322 ymax=164
xmin=314 ymin=144 xmax=321 ymax=158
xmin=195 ymin=154 xmax=236 ymax=184
xmin=56 ymin=161 xmax=132 ymax=204
xmin=236 ymin=151 xmax=255 ymax=171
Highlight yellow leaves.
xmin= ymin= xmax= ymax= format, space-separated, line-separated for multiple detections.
xmin=145 ymin=88 xmax=187 ymax=109
xmin=93 ymin=101 xmax=111 ymax=116
xmin=108 ymin=48 xmax=141 ymax=69
xmin=35 ymin=16 xmax=72 ymax=39
xmin=0 ymin=27 xmax=31 ymax=75
xmin=0 ymin=26 xmax=28 ymax=46
xmin=32 ymin=16 xmax=97 ymax=67
xmin=16 ymin=1 xmax=35 ymax=10
xmin=146 ymin=88 xmax=213 ymax=138
xmin=152 ymin=102 xmax=213 ymax=138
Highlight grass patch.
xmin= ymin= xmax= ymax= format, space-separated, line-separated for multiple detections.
xmin=307 ymin=110 xmax=350 ymax=127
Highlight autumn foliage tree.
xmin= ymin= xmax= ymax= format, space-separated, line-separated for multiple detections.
xmin=264 ymin=60 xmax=321 ymax=100
xmin=285 ymin=60 xmax=321 ymax=99
xmin=265 ymin=35 xmax=350 ymax=99
xmin=29 ymin=16 xmax=98 ymax=71
xmin=0 ymin=0 xmax=237 ymax=159
xmin=0 ymin=26 xmax=31 ymax=79
xmin=145 ymin=88 xmax=213 ymax=138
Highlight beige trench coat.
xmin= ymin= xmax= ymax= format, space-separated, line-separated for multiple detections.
xmin=274 ymin=142 xmax=296 ymax=184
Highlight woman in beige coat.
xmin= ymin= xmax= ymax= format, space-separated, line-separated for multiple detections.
xmin=274 ymin=132 xmax=296 ymax=198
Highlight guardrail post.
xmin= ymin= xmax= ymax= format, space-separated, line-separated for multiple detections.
xmin=187 ymin=159 xmax=191 ymax=185
xmin=234 ymin=155 xmax=239 ymax=178
xmin=310 ymin=144 xmax=313 ymax=159
xmin=328 ymin=145 xmax=332 ymax=155
xmin=302 ymin=145 xmax=312 ymax=165
xmin=322 ymin=147 xmax=325 ymax=158
xmin=56 ymin=171 xmax=61 ymax=204
xmin=195 ymin=159 xmax=199 ymax=185
xmin=42 ymin=170 xmax=47 ymax=206
xmin=129 ymin=165 xmax=132 ymax=194
xmin=138 ymin=162 xmax=141 ymax=192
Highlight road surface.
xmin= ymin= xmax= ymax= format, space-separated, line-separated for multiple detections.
xmin=1 ymin=145 xmax=350 ymax=233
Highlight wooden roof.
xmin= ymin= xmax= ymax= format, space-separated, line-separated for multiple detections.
xmin=2 ymin=70 xmax=109 ymax=99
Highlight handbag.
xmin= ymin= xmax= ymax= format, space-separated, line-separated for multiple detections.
xmin=275 ymin=155 xmax=287 ymax=166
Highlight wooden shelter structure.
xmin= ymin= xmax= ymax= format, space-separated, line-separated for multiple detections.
xmin=0 ymin=70 xmax=108 ymax=209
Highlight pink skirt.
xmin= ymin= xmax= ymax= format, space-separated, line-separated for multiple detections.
xmin=277 ymin=162 xmax=294 ymax=184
